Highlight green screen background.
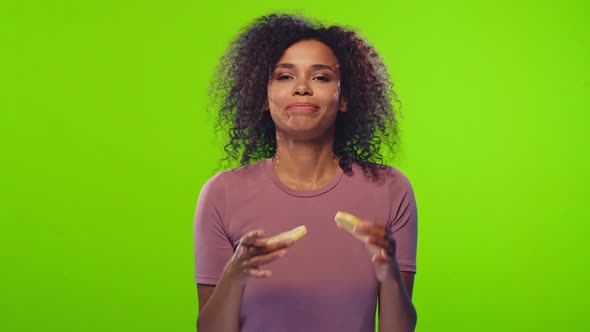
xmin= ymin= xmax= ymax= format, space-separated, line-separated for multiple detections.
xmin=1 ymin=0 xmax=588 ymax=331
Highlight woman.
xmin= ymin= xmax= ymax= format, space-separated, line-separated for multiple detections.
xmin=194 ymin=13 xmax=418 ymax=332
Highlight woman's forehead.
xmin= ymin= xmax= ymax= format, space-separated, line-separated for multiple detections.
xmin=275 ymin=40 xmax=339 ymax=69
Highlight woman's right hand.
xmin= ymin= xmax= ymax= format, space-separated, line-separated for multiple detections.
xmin=224 ymin=230 xmax=294 ymax=285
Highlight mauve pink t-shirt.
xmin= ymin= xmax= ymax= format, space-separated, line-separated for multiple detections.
xmin=194 ymin=158 xmax=418 ymax=332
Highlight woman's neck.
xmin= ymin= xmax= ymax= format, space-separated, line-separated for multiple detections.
xmin=271 ymin=137 xmax=340 ymax=190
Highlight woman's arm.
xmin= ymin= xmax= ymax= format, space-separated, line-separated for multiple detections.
xmin=196 ymin=230 xmax=294 ymax=332
xmin=378 ymin=271 xmax=417 ymax=332
xmin=196 ymin=265 xmax=246 ymax=332
xmin=351 ymin=221 xmax=417 ymax=332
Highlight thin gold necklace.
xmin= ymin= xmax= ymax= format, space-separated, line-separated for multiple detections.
xmin=271 ymin=153 xmax=337 ymax=168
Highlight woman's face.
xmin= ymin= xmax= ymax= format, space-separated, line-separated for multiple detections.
xmin=266 ymin=39 xmax=346 ymax=140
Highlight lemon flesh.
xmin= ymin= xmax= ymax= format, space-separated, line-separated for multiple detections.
xmin=334 ymin=211 xmax=366 ymax=241
xmin=266 ymin=225 xmax=307 ymax=245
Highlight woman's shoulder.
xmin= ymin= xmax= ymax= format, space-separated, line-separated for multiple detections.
xmin=349 ymin=160 xmax=413 ymax=188
xmin=201 ymin=159 xmax=268 ymax=194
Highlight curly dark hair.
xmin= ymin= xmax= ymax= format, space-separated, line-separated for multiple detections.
xmin=208 ymin=13 xmax=402 ymax=182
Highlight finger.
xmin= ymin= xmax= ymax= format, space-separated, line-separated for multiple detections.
xmin=365 ymin=235 xmax=389 ymax=249
xmin=354 ymin=222 xmax=386 ymax=238
xmin=371 ymin=253 xmax=391 ymax=264
xmin=235 ymin=243 xmax=251 ymax=261
xmin=243 ymin=249 xmax=287 ymax=268
xmin=247 ymin=268 xmax=272 ymax=278
xmin=240 ymin=230 xmax=265 ymax=246
xmin=366 ymin=225 xmax=387 ymax=239
xmin=363 ymin=227 xmax=395 ymax=254
xmin=365 ymin=240 xmax=395 ymax=261
xmin=246 ymin=245 xmax=266 ymax=257
xmin=253 ymin=238 xmax=295 ymax=252
xmin=243 ymin=242 xmax=272 ymax=258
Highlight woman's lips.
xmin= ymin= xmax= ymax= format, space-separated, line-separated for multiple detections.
xmin=287 ymin=102 xmax=319 ymax=112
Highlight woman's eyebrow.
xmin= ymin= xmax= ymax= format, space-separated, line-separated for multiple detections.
xmin=275 ymin=63 xmax=338 ymax=72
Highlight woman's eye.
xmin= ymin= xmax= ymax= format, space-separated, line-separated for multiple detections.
xmin=274 ymin=75 xmax=330 ymax=82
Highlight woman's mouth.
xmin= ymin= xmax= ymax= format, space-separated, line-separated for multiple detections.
xmin=287 ymin=102 xmax=319 ymax=112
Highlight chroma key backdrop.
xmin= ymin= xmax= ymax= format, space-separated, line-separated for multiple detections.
xmin=1 ymin=1 xmax=588 ymax=331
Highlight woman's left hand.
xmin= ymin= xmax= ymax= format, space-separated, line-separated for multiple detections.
xmin=353 ymin=221 xmax=401 ymax=282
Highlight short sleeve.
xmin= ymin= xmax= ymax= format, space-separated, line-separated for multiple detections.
xmin=388 ymin=174 xmax=418 ymax=273
xmin=193 ymin=174 xmax=234 ymax=285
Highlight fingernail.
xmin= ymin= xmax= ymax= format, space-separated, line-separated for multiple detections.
xmin=278 ymin=250 xmax=287 ymax=257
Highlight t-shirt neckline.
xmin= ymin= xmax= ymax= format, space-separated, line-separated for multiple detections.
xmin=263 ymin=157 xmax=344 ymax=197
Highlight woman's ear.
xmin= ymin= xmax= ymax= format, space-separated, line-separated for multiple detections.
xmin=263 ymin=100 xmax=269 ymax=111
xmin=339 ymin=98 xmax=347 ymax=113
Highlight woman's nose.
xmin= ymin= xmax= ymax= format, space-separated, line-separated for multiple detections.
xmin=292 ymin=81 xmax=312 ymax=96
